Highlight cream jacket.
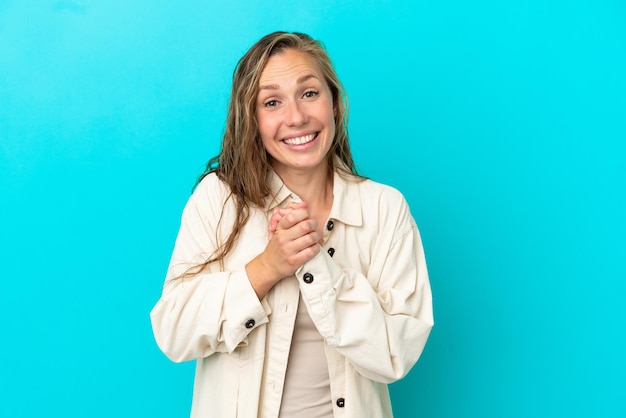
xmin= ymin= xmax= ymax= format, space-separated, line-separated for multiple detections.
xmin=150 ymin=169 xmax=433 ymax=418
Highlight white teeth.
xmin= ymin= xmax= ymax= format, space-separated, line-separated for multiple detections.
xmin=283 ymin=133 xmax=316 ymax=145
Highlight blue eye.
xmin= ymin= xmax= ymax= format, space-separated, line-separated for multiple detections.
xmin=303 ymin=90 xmax=318 ymax=98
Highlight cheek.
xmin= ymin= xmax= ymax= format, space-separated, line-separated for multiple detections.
xmin=326 ymin=109 xmax=337 ymax=135
xmin=257 ymin=120 xmax=279 ymax=154
xmin=256 ymin=114 xmax=274 ymax=140
xmin=323 ymin=98 xmax=336 ymax=126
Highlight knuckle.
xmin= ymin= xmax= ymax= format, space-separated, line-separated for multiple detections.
xmin=297 ymin=208 xmax=309 ymax=218
xmin=305 ymin=246 xmax=318 ymax=259
xmin=304 ymin=234 xmax=313 ymax=246
xmin=286 ymin=257 xmax=300 ymax=269
xmin=298 ymin=221 xmax=310 ymax=234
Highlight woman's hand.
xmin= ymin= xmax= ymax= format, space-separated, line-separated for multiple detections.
xmin=246 ymin=202 xmax=320 ymax=299
xmin=268 ymin=201 xmax=306 ymax=238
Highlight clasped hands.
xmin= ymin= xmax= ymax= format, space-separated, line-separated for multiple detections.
xmin=264 ymin=201 xmax=322 ymax=279
xmin=246 ymin=202 xmax=321 ymax=299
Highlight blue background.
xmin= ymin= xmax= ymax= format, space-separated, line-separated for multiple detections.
xmin=1 ymin=1 xmax=624 ymax=417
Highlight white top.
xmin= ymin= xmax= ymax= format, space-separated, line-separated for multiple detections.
xmin=279 ymin=294 xmax=333 ymax=417
xmin=150 ymin=167 xmax=433 ymax=418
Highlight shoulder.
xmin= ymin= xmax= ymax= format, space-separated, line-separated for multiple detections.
xmin=353 ymin=177 xmax=415 ymax=230
xmin=192 ymin=173 xmax=232 ymax=201
xmin=336 ymin=171 xmax=410 ymax=210
xmin=348 ymin=176 xmax=410 ymax=213
xmin=184 ymin=173 xmax=234 ymax=218
xmin=358 ymin=178 xmax=406 ymax=203
xmin=195 ymin=172 xmax=230 ymax=193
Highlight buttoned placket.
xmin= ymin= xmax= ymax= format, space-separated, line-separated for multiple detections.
xmin=324 ymin=218 xmax=336 ymax=260
xmin=260 ymin=276 xmax=299 ymax=417
xmin=320 ymin=217 xmax=348 ymax=414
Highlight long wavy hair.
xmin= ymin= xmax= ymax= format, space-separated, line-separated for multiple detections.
xmin=193 ymin=31 xmax=360 ymax=270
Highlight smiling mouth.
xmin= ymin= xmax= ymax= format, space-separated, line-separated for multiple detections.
xmin=282 ymin=132 xmax=318 ymax=146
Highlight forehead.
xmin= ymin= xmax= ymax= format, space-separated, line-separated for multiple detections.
xmin=258 ymin=49 xmax=323 ymax=86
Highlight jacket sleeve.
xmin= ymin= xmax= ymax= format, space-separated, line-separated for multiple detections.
xmin=149 ymin=180 xmax=269 ymax=363
xmin=296 ymin=188 xmax=433 ymax=384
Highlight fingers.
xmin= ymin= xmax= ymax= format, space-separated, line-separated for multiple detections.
xmin=268 ymin=201 xmax=309 ymax=236
xmin=268 ymin=208 xmax=286 ymax=237
xmin=269 ymin=228 xmax=321 ymax=275
xmin=277 ymin=206 xmax=312 ymax=230
xmin=253 ymin=201 xmax=320 ymax=296
xmin=274 ymin=219 xmax=320 ymax=247
xmin=263 ymin=202 xmax=320 ymax=278
xmin=282 ymin=239 xmax=321 ymax=271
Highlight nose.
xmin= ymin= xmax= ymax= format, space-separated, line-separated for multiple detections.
xmin=285 ymin=100 xmax=308 ymax=126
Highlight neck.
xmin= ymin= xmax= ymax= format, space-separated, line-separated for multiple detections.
xmin=274 ymin=162 xmax=333 ymax=206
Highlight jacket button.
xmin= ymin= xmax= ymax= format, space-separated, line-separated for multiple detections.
xmin=327 ymin=247 xmax=335 ymax=257
xmin=326 ymin=220 xmax=334 ymax=231
xmin=303 ymin=272 xmax=314 ymax=284
xmin=336 ymin=398 xmax=345 ymax=408
xmin=245 ymin=319 xmax=255 ymax=329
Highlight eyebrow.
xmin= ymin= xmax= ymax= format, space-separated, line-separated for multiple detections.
xmin=259 ymin=73 xmax=319 ymax=91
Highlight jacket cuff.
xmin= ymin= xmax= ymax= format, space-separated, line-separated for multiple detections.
xmin=223 ymin=268 xmax=270 ymax=352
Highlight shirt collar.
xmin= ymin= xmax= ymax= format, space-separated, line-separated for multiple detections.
xmin=329 ymin=170 xmax=363 ymax=227
xmin=265 ymin=170 xmax=294 ymax=211
xmin=265 ymin=166 xmax=363 ymax=227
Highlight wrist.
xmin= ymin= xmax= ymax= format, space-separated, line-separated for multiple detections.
xmin=245 ymin=254 xmax=282 ymax=300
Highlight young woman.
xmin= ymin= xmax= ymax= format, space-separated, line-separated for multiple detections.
xmin=150 ymin=31 xmax=433 ymax=418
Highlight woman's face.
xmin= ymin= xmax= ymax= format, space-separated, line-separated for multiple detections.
xmin=256 ymin=49 xmax=335 ymax=177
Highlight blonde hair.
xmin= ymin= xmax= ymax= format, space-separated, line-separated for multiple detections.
xmin=195 ymin=31 xmax=360 ymax=268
